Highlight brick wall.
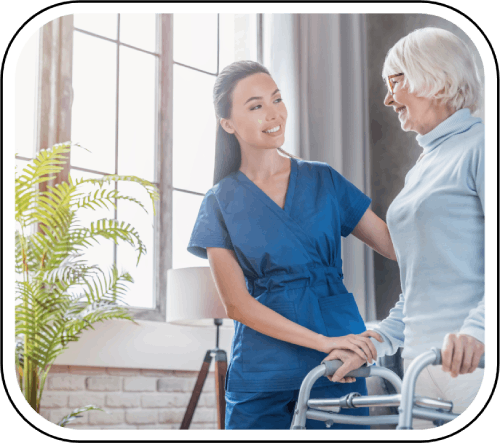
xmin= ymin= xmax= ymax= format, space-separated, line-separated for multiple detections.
xmin=39 ymin=365 xmax=218 ymax=430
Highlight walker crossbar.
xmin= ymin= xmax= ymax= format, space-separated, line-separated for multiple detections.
xmin=290 ymin=347 xmax=485 ymax=430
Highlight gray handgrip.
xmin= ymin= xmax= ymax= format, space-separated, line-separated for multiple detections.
xmin=322 ymin=359 xmax=371 ymax=378
xmin=432 ymin=347 xmax=485 ymax=369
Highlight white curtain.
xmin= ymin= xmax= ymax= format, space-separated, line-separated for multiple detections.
xmin=263 ymin=13 xmax=376 ymax=321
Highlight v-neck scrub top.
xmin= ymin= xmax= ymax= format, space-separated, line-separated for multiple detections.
xmin=188 ymin=158 xmax=371 ymax=392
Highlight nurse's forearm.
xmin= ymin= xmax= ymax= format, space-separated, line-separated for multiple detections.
xmin=229 ymin=297 xmax=330 ymax=353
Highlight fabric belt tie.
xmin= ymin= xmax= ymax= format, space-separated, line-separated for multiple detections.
xmin=245 ymin=266 xmax=345 ymax=297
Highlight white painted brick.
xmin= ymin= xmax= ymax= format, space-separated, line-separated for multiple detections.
xmin=158 ymin=408 xmax=185 ymax=424
xmin=199 ymin=393 xmax=216 ymax=408
xmin=173 ymin=370 xmax=199 ymax=378
xmin=40 ymin=392 xmax=68 ymax=408
xmin=125 ymin=409 xmax=158 ymax=425
xmin=141 ymin=393 xmax=190 ymax=408
xmin=123 ymin=377 xmax=156 ymax=392
xmin=158 ymin=375 xmax=213 ymax=392
xmin=157 ymin=377 xmax=196 ymax=392
xmin=105 ymin=393 xmax=141 ymax=408
xmin=192 ymin=407 xmax=216 ymax=423
xmin=68 ymin=392 xmax=106 ymax=408
xmin=88 ymin=409 xmax=125 ymax=425
xmin=86 ymin=376 xmax=121 ymax=391
xmin=67 ymin=424 xmax=136 ymax=430
xmin=47 ymin=374 xmax=86 ymax=391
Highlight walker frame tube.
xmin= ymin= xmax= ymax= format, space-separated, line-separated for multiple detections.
xmin=291 ymin=347 xmax=484 ymax=430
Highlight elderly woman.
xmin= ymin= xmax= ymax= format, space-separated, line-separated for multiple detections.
xmin=324 ymin=27 xmax=485 ymax=429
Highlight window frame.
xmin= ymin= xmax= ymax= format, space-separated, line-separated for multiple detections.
xmin=17 ymin=13 xmax=263 ymax=323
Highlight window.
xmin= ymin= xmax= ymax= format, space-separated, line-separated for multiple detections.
xmin=70 ymin=14 xmax=158 ymax=312
xmin=15 ymin=13 xmax=260 ymax=322
xmin=15 ymin=28 xmax=40 ymax=290
xmin=172 ymin=13 xmax=259 ymax=270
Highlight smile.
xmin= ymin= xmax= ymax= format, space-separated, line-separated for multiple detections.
xmin=263 ymin=125 xmax=281 ymax=134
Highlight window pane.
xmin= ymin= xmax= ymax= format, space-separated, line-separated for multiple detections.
xmin=173 ymin=65 xmax=216 ymax=194
xmin=173 ymin=14 xmax=218 ymax=73
xmin=219 ymin=14 xmax=258 ymax=72
xmin=69 ymin=169 xmax=115 ymax=297
xmin=120 ymin=13 xmax=157 ymax=53
xmin=116 ymin=181 xmax=155 ymax=309
xmin=173 ymin=191 xmax=207 ymax=269
xmin=71 ymin=32 xmax=117 ymax=174
xmin=117 ymin=46 xmax=156 ymax=182
xmin=73 ymin=13 xmax=118 ymax=40
xmin=15 ymin=29 xmax=39 ymax=159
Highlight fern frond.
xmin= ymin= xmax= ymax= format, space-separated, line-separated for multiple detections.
xmin=77 ymin=174 xmax=159 ymax=215
xmin=72 ymin=219 xmax=146 ymax=266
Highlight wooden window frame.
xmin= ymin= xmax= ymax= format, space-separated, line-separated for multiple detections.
xmin=19 ymin=13 xmax=263 ymax=323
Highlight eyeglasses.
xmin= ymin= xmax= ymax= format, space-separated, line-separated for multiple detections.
xmin=386 ymin=73 xmax=404 ymax=95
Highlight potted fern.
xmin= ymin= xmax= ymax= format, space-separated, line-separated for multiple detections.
xmin=15 ymin=142 xmax=159 ymax=426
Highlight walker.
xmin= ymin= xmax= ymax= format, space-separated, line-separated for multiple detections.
xmin=290 ymin=347 xmax=485 ymax=430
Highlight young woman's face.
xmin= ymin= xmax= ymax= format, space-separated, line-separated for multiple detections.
xmin=221 ymin=73 xmax=287 ymax=151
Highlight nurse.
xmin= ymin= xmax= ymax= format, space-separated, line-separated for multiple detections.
xmin=188 ymin=60 xmax=396 ymax=430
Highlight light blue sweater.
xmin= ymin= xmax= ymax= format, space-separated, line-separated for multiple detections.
xmin=371 ymin=108 xmax=485 ymax=360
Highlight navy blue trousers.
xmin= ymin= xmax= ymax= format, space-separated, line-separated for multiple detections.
xmin=225 ymin=379 xmax=370 ymax=430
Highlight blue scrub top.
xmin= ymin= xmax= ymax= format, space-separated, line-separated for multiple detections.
xmin=188 ymin=158 xmax=371 ymax=392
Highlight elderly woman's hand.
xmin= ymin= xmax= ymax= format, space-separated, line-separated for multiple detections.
xmin=322 ymin=349 xmax=367 ymax=383
xmin=441 ymin=333 xmax=484 ymax=377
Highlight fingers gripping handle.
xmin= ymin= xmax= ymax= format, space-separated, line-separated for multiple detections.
xmin=431 ymin=347 xmax=485 ymax=368
xmin=322 ymin=360 xmax=372 ymax=378
xmin=322 ymin=348 xmax=484 ymax=378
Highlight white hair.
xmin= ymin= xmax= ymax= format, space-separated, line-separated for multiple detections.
xmin=382 ymin=27 xmax=482 ymax=114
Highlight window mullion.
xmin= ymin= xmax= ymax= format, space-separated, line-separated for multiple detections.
xmin=37 ymin=15 xmax=74 ymax=187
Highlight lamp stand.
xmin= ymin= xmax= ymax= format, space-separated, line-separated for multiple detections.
xmin=180 ymin=319 xmax=227 ymax=430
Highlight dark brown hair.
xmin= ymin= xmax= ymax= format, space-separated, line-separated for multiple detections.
xmin=213 ymin=60 xmax=297 ymax=185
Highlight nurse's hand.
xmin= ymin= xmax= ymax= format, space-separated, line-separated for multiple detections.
xmin=322 ymin=331 xmax=382 ymax=364
xmin=322 ymin=349 xmax=366 ymax=383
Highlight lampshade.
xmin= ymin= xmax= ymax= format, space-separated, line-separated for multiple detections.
xmin=166 ymin=267 xmax=232 ymax=327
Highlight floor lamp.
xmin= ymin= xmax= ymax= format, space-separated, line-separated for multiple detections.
xmin=167 ymin=267 xmax=231 ymax=430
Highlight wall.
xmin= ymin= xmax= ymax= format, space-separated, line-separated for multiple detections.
xmin=39 ymin=365 xmax=217 ymax=430
xmin=365 ymin=14 xmax=485 ymax=319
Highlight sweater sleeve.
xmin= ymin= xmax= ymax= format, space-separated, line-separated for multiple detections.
xmin=370 ymin=292 xmax=406 ymax=358
xmin=459 ymin=296 xmax=485 ymax=344
xmin=459 ymin=137 xmax=485 ymax=344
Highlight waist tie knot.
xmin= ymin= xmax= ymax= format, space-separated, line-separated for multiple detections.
xmin=245 ymin=266 xmax=345 ymax=297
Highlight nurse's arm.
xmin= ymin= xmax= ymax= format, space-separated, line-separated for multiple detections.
xmin=351 ymin=208 xmax=397 ymax=261
xmin=207 ymin=247 xmax=329 ymax=352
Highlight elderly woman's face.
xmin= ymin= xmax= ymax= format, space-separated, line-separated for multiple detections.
xmin=384 ymin=74 xmax=451 ymax=135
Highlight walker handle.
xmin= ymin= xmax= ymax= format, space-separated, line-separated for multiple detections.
xmin=322 ymin=359 xmax=371 ymax=378
xmin=432 ymin=347 xmax=485 ymax=369
xmin=322 ymin=349 xmax=484 ymax=378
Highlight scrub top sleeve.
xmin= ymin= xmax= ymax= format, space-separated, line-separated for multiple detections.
xmin=187 ymin=190 xmax=234 ymax=259
xmin=328 ymin=166 xmax=372 ymax=237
